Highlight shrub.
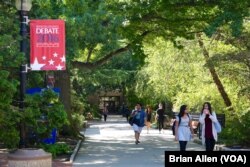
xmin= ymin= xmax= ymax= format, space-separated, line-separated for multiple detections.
xmin=24 ymin=89 xmax=69 ymax=147
xmin=39 ymin=143 xmax=71 ymax=158
xmin=219 ymin=110 xmax=250 ymax=147
xmin=72 ymin=113 xmax=85 ymax=130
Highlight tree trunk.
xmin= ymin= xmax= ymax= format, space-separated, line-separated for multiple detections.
xmin=55 ymin=70 xmax=71 ymax=111
xmin=197 ymin=33 xmax=234 ymax=113
xmin=54 ymin=70 xmax=84 ymax=138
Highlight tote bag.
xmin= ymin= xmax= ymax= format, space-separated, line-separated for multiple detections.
xmin=214 ymin=121 xmax=222 ymax=133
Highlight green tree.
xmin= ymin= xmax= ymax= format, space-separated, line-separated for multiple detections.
xmin=1 ymin=0 xmax=249 ymax=147
xmin=0 ymin=1 xmax=22 ymax=148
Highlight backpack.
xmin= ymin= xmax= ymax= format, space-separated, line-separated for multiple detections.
xmin=172 ymin=115 xmax=180 ymax=136
xmin=129 ymin=110 xmax=137 ymax=126
xmin=172 ymin=120 xmax=176 ymax=136
xmin=128 ymin=116 xmax=134 ymax=126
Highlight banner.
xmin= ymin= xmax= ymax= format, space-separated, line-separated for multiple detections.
xmin=30 ymin=20 xmax=65 ymax=71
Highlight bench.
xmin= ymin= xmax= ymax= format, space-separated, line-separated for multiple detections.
xmin=172 ymin=112 xmax=225 ymax=139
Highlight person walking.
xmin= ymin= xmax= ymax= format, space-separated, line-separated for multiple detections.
xmin=199 ymin=102 xmax=219 ymax=151
xmin=174 ymin=105 xmax=194 ymax=151
xmin=156 ymin=103 xmax=165 ymax=134
xmin=131 ymin=103 xmax=146 ymax=144
xmin=103 ymin=104 xmax=109 ymax=122
xmin=145 ymin=105 xmax=153 ymax=134
xmin=125 ymin=106 xmax=131 ymax=122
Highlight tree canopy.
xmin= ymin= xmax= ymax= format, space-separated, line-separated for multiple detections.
xmin=0 ymin=0 xmax=249 ymax=147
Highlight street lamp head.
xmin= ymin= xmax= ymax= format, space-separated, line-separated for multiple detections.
xmin=15 ymin=0 xmax=32 ymax=11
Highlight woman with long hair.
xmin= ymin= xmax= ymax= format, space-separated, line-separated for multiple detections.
xmin=145 ymin=105 xmax=153 ymax=134
xmin=199 ymin=102 xmax=219 ymax=151
xmin=175 ymin=105 xmax=194 ymax=151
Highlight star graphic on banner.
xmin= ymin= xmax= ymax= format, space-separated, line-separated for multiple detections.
xmin=56 ymin=64 xmax=63 ymax=70
xmin=48 ymin=59 xmax=55 ymax=65
xmin=31 ymin=57 xmax=45 ymax=70
xmin=53 ymin=52 xmax=58 ymax=57
xmin=60 ymin=55 xmax=66 ymax=62
xmin=42 ymin=56 xmax=46 ymax=60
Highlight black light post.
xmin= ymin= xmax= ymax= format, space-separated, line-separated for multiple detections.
xmin=15 ymin=0 xmax=32 ymax=148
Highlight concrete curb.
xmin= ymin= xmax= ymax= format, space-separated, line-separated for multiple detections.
xmin=193 ymin=138 xmax=250 ymax=151
xmin=69 ymin=120 xmax=87 ymax=163
xmin=69 ymin=139 xmax=82 ymax=163
xmin=214 ymin=145 xmax=250 ymax=151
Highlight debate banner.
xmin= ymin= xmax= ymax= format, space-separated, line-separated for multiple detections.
xmin=30 ymin=20 xmax=66 ymax=71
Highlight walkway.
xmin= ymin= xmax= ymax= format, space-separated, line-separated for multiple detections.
xmin=73 ymin=115 xmax=204 ymax=167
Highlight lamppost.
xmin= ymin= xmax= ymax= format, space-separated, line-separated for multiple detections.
xmin=15 ymin=0 xmax=32 ymax=148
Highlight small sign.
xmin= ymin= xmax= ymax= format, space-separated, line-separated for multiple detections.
xmin=47 ymin=74 xmax=55 ymax=88
xmin=26 ymin=87 xmax=60 ymax=95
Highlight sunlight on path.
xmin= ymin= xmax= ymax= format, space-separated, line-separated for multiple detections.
xmin=73 ymin=115 xmax=204 ymax=167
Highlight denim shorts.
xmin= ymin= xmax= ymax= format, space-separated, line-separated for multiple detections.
xmin=132 ymin=124 xmax=143 ymax=133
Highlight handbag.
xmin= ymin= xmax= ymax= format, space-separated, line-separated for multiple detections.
xmin=129 ymin=116 xmax=134 ymax=126
xmin=214 ymin=121 xmax=222 ymax=133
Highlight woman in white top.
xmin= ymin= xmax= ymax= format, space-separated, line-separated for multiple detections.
xmin=175 ymin=105 xmax=194 ymax=151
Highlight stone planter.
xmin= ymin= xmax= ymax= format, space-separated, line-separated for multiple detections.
xmin=8 ymin=148 xmax=52 ymax=167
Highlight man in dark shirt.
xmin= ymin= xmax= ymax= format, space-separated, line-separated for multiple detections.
xmin=156 ymin=103 xmax=165 ymax=134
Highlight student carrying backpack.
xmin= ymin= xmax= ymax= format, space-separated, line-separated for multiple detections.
xmin=174 ymin=105 xmax=194 ymax=151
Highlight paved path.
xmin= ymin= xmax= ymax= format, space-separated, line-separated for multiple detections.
xmin=73 ymin=115 xmax=205 ymax=167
